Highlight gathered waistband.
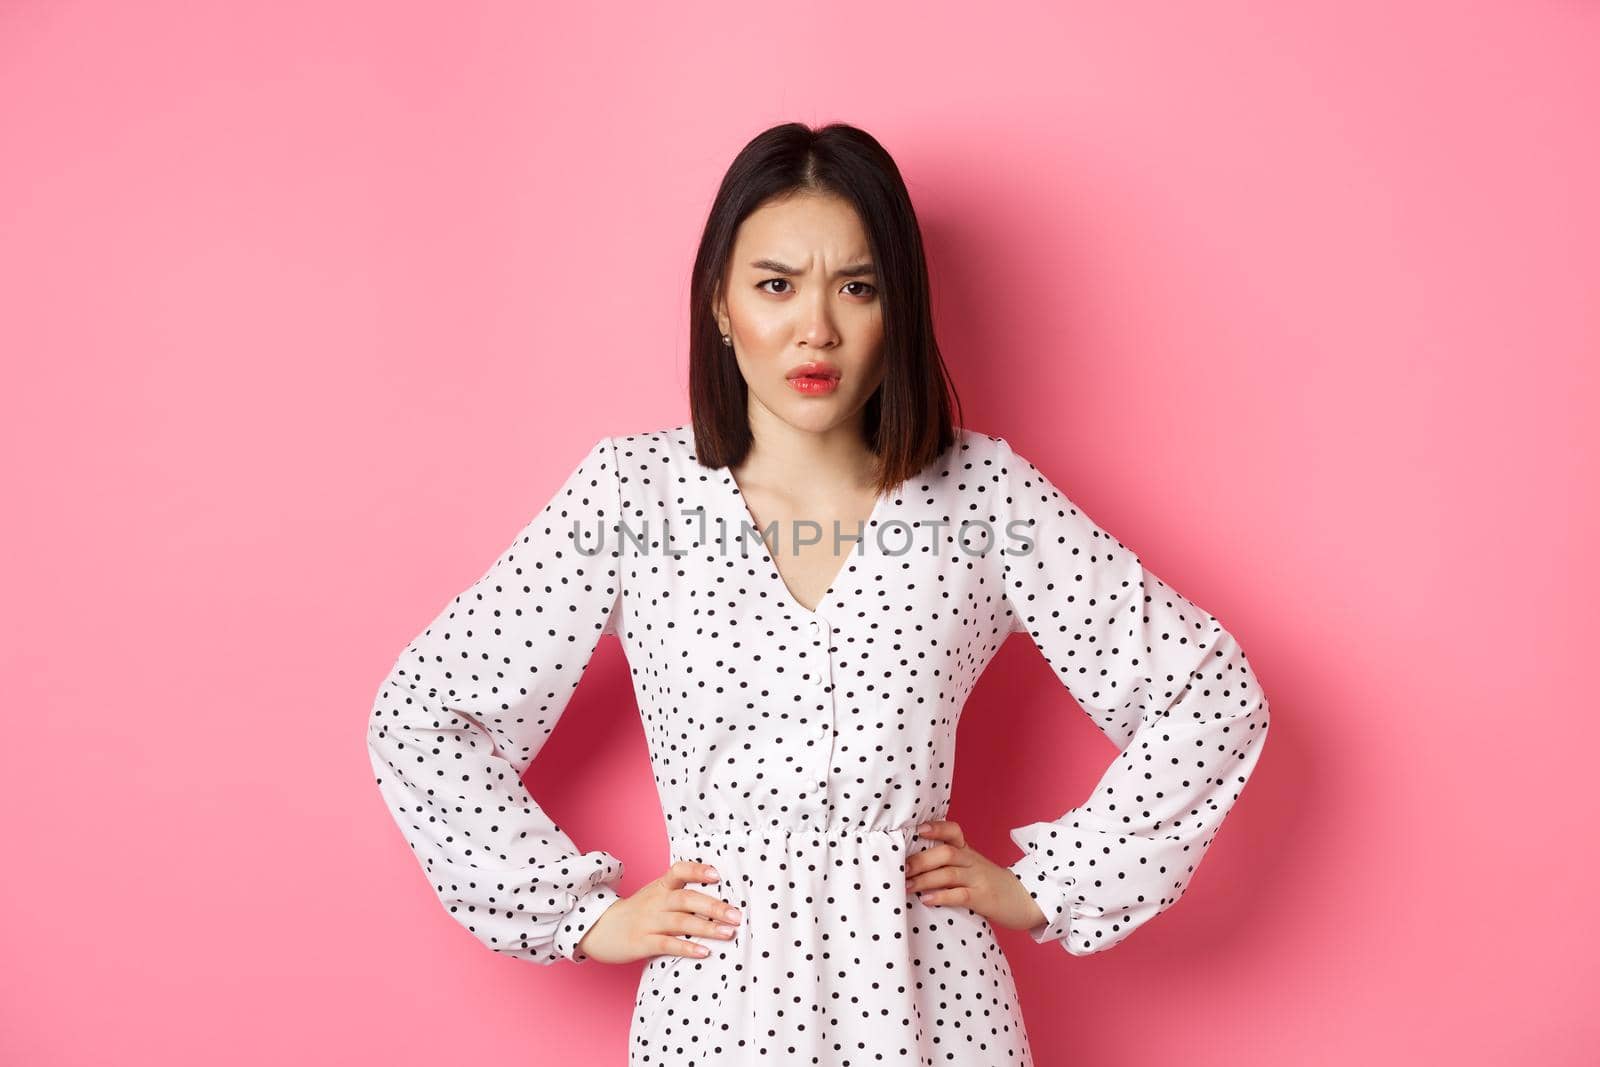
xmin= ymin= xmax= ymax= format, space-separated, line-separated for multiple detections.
xmin=660 ymin=819 xmax=947 ymax=954
xmin=668 ymin=825 xmax=940 ymax=857
xmin=668 ymin=819 xmax=932 ymax=847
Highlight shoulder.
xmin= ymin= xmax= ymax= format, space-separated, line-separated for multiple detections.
xmin=959 ymin=428 xmax=1049 ymax=480
xmin=600 ymin=422 xmax=712 ymax=511
xmin=946 ymin=429 xmax=1070 ymax=512
xmin=608 ymin=421 xmax=695 ymax=459
xmin=586 ymin=422 xmax=696 ymax=470
xmin=950 ymin=425 xmax=1022 ymax=472
xmin=553 ymin=427 xmax=684 ymax=496
xmin=606 ymin=422 xmax=697 ymax=470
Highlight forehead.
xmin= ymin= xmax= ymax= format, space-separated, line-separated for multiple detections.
xmin=733 ymin=192 xmax=870 ymax=261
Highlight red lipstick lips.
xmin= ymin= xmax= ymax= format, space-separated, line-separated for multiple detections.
xmin=786 ymin=361 xmax=841 ymax=396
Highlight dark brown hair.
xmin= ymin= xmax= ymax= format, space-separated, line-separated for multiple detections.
xmin=688 ymin=122 xmax=963 ymax=494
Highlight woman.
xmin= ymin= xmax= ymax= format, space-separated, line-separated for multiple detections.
xmin=366 ymin=122 xmax=1271 ymax=1064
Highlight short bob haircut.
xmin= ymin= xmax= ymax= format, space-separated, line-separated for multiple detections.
xmin=689 ymin=122 xmax=964 ymax=495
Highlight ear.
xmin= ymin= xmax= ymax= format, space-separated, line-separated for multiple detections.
xmin=710 ymin=278 xmax=726 ymax=332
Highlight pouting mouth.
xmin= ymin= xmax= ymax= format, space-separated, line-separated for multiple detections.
xmin=786 ymin=363 xmax=842 ymax=380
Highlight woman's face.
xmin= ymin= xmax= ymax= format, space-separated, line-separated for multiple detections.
xmin=715 ymin=191 xmax=886 ymax=436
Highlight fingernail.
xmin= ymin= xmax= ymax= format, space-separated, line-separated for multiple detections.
xmin=917 ymin=824 xmax=932 ymax=834
xmin=705 ymin=866 xmax=720 ymax=880
xmin=724 ymin=907 xmax=741 ymax=922
xmin=695 ymin=943 xmax=709 ymax=955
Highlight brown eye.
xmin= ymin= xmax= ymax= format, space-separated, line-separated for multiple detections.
xmin=758 ymin=279 xmax=791 ymax=294
xmin=843 ymin=281 xmax=878 ymax=297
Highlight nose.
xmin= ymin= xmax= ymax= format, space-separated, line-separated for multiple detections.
xmin=798 ymin=290 xmax=840 ymax=349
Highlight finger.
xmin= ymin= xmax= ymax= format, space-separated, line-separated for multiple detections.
xmin=653 ymin=933 xmax=712 ymax=959
xmin=903 ymin=842 xmax=965 ymax=878
xmin=916 ymin=820 xmax=966 ymax=849
xmin=906 ymin=864 xmax=967 ymax=896
xmin=915 ymin=883 xmax=973 ymax=908
xmin=667 ymin=887 xmax=743 ymax=928
xmin=661 ymin=860 xmax=721 ymax=890
xmin=661 ymin=910 xmax=740 ymax=941
xmin=902 ymin=849 xmax=937 ymax=879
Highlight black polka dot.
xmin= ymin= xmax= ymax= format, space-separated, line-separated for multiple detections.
xmin=367 ymin=423 xmax=1271 ymax=1063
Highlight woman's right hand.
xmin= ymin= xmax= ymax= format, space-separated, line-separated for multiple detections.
xmin=574 ymin=860 xmax=742 ymax=964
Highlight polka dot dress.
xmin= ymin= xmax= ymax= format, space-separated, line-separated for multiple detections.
xmin=367 ymin=422 xmax=1271 ymax=1064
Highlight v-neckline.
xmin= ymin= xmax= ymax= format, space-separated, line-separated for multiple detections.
xmin=719 ymin=464 xmax=891 ymax=619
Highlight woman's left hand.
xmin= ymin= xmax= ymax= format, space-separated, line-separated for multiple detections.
xmin=904 ymin=819 xmax=1048 ymax=932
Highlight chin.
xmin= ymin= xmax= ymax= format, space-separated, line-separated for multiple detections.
xmin=789 ymin=402 xmax=864 ymax=432
xmin=756 ymin=395 xmax=833 ymax=428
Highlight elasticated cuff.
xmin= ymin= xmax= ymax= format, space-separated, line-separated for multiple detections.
xmin=1007 ymin=849 xmax=1079 ymax=946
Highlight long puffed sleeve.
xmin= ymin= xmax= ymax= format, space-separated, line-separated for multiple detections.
xmin=366 ymin=434 xmax=626 ymax=965
xmin=996 ymin=436 xmax=1270 ymax=956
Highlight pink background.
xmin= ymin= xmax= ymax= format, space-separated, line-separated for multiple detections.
xmin=3 ymin=2 xmax=1596 ymax=1063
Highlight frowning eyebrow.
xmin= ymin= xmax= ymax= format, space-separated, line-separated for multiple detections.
xmin=749 ymin=258 xmax=877 ymax=279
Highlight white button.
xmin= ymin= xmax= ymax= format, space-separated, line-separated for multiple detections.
xmin=810 ymin=671 xmax=824 ymax=687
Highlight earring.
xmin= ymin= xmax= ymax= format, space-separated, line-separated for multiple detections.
xmin=721 ymin=334 xmax=732 ymax=346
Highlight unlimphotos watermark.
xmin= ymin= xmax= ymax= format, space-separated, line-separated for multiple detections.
xmin=565 ymin=507 xmax=1040 ymax=559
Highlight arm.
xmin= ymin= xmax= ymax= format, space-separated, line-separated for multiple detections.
xmin=365 ymin=434 xmax=626 ymax=964
xmin=997 ymin=437 xmax=1270 ymax=956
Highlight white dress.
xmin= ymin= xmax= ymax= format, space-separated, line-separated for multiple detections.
xmin=366 ymin=422 xmax=1271 ymax=1065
